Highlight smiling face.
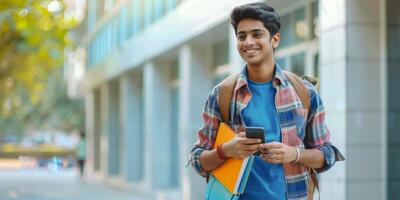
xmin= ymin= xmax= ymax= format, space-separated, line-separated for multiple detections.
xmin=236 ymin=19 xmax=280 ymax=67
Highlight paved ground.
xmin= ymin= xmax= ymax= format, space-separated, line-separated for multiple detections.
xmin=0 ymin=169 xmax=146 ymax=200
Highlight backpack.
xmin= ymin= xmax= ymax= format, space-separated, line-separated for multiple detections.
xmin=218 ymin=70 xmax=319 ymax=200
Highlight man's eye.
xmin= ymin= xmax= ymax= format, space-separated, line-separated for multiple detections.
xmin=254 ymin=32 xmax=263 ymax=38
xmin=238 ymin=35 xmax=246 ymax=41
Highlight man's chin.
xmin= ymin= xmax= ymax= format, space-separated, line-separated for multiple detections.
xmin=244 ymin=59 xmax=262 ymax=66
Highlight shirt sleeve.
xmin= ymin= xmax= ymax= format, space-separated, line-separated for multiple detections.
xmin=304 ymin=81 xmax=345 ymax=173
xmin=189 ymin=86 xmax=223 ymax=177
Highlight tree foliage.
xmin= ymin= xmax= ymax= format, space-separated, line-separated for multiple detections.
xmin=0 ymin=0 xmax=82 ymax=136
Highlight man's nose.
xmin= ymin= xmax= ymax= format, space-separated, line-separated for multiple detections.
xmin=244 ymin=36 xmax=255 ymax=46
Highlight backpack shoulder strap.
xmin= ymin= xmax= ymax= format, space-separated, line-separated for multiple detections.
xmin=282 ymin=71 xmax=319 ymax=199
xmin=219 ymin=73 xmax=240 ymax=124
xmin=283 ymin=71 xmax=310 ymax=111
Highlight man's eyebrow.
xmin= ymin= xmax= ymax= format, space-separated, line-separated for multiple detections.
xmin=237 ymin=29 xmax=264 ymax=34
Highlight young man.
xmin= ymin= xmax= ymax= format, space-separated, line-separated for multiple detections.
xmin=189 ymin=2 xmax=343 ymax=200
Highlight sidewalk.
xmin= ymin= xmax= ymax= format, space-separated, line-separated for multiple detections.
xmin=0 ymin=169 xmax=150 ymax=200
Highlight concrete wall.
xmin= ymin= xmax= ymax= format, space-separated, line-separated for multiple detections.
xmin=319 ymin=0 xmax=389 ymax=199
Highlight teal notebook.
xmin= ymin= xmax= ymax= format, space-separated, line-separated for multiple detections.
xmin=205 ymin=156 xmax=254 ymax=200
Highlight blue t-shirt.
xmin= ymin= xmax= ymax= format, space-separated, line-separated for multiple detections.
xmin=240 ymin=78 xmax=287 ymax=200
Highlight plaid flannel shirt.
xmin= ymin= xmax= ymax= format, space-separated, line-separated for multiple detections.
xmin=189 ymin=65 xmax=343 ymax=200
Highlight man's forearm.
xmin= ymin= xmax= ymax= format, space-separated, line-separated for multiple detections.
xmin=199 ymin=149 xmax=225 ymax=172
xmin=298 ymin=148 xmax=325 ymax=169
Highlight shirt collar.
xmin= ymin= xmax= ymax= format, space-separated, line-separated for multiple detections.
xmin=235 ymin=62 xmax=288 ymax=91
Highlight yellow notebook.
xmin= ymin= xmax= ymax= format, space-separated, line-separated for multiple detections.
xmin=212 ymin=122 xmax=250 ymax=194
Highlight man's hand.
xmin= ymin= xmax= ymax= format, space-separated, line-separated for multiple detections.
xmin=222 ymin=132 xmax=261 ymax=159
xmin=259 ymin=142 xmax=297 ymax=164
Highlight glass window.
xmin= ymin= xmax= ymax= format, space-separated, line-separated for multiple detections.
xmin=276 ymin=57 xmax=287 ymax=69
xmin=100 ymin=28 xmax=106 ymax=59
xmin=153 ymin=0 xmax=165 ymax=20
xmin=96 ymin=34 xmax=100 ymax=64
xmin=113 ymin=17 xmax=118 ymax=50
xmin=294 ymin=6 xmax=307 ymax=43
xmin=130 ymin=0 xmax=142 ymax=35
xmin=166 ymin=0 xmax=176 ymax=12
xmin=312 ymin=0 xmax=320 ymax=38
xmin=87 ymin=1 xmax=97 ymax=33
xmin=119 ymin=7 xmax=128 ymax=45
xmin=291 ymin=52 xmax=305 ymax=76
xmin=212 ymin=40 xmax=229 ymax=86
xmin=97 ymin=0 xmax=105 ymax=19
xmin=106 ymin=26 xmax=110 ymax=56
xmin=212 ymin=74 xmax=229 ymax=87
xmin=279 ymin=4 xmax=314 ymax=48
xmin=279 ymin=14 xmax=292 ymax=48
xmin=142 ymin=0 xmax=152 ymax=27
xmin=104 ymin=0 xmax=114 ymax=13
xmin=170 ymin=58 xmax=179 ymax=81
xmin=213 ymin=40 xmax=229 ymax=68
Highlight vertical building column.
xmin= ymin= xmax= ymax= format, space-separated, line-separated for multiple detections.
xmin=93 ymin=90 xmax=101 ymax=172
xmin=100 ymin=83 xmax=121 ymax=177
xmin=346 ymin=0 xmax=387 ymax=199
xmin=99 ymin=85 xmax=109 ymax=176
xmin=179 ymin=44 xmax=213 ymax=199
xmin=119 ymin=74 xmax=144 ymax=182
xmin=85 ymin=91 xmax=95 ymax=177
xmin=387 ymin=0 xmax=400 ymax=198
xmin=178 ymin=45 xmax=192 ymax=200
xmin=111 ymin=82 xmax=121 ymax=177
xmin=319 ymin=0 xmax=348 ymax=199
xmin=143 ymin=62 xmax=171 ymax=189
xmin=320 ymin=0 xmax=387 ymax=199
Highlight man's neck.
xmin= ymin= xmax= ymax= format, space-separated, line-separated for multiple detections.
xmin=247 ymin=59 xmax=275 ymax=83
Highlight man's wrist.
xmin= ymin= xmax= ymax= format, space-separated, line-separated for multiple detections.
xmin=292 ymin=147 xmax=301 ymax=163
xmin=216 ymin=144 xmax=228 ymax=160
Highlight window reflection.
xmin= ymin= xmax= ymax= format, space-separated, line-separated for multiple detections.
xmin=291 ymin=52 xmax=305 ymax=76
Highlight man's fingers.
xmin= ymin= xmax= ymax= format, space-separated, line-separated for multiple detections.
xmin=268 ymin=149 xmax=283 ymax=155
xmin=260 ymin=142 xmax=282 ymax=154
xmin=266 ymin=153 xmax=282 ymax=160
xmin=239 ymin=138 xmax=262 ymax=145
xmin=264 ymin=142 xmax=282 ymax=149
xmin=240 ymin=143 xmax=260 ymax=151
xmin=237 ymin=132 xmax=246 ymax=138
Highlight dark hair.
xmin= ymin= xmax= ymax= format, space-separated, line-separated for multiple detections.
xmin=230 ymin=2 xmax=281 ymax=36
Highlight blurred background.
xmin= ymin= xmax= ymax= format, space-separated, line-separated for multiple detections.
xmin=0 ymin=0 xmax=399 ymax=199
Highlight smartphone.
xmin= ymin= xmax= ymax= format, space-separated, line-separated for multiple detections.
xmin=245 ymin=127 xmax=265 ymax=144
xmin=245 ymin=127 xmax=265 ymax=155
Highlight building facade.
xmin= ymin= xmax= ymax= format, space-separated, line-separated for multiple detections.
xmin=72 ymin=0 xmax=400 ymax=199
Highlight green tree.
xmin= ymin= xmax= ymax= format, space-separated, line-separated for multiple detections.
xmin=0 ymin=0 xmax=82 ymax=137
xmin=0 ymin=0 xmax=76 ymax=114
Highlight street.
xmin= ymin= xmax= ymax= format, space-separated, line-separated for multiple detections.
xmin=0 ymin=169 xmax=147 ymax=200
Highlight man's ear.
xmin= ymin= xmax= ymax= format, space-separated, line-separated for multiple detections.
xmin=271 ymin=33 xmax=281 ymax=48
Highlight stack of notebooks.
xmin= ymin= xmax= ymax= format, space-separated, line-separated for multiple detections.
xmin=206 ymin=122 xmax=254 ymax=199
